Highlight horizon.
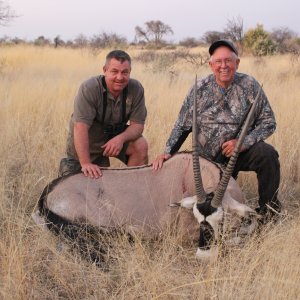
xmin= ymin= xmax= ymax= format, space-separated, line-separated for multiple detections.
xmin=1 ymin=0 xmax=299 ymax=43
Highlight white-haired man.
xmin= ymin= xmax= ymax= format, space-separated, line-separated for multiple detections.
xmin=153 ymin=40 xmax=281 ymax=223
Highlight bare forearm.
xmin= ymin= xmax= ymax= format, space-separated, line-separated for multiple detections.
xmin=119 ymin=122 xmax=144 ymax=143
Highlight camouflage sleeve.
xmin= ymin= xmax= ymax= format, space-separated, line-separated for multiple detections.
xmin=243 ymin=83 xmax=276 ymax=148
xmin=165 ymin=88 xmax=194 ymax=154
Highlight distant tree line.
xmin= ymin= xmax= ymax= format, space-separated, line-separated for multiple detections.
xmin=1 ymin=0 xmax=300 ymax=57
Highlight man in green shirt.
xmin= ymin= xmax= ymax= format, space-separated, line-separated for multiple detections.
xmin=60 ymin=50 xmax=148 ymax=178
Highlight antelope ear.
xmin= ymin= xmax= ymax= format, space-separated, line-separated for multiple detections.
xmin=169 ymin=196 xmax=197 ymax=209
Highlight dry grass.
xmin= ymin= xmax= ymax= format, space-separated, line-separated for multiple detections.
xmin=0 ymin=45 xmax=299 ymax=299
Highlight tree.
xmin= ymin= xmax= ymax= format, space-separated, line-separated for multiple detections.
xmin=179 ymin=37 xmax=200 ymax=48
xmin=270 ymin=27 xmax=298 ymax=53
xmin=11 ymin=37 xmax=24 ymax=45
xmin=0 ymin=0 xmax=15 ymax=26
xmin=135 ymin=20 xmax=173 ymax=46
xmin=224 ymin=16 xmax=244 ymax=44
xmin=34 ymin=36 xmax=51 ymax=47
xmin=54 ymin=35 xmax=64 ymax=48
xmin=201 ymin=31 xmax=226 ymax=44
xmin=244 ymin=24 xmax=277 ymax=56
xmin=74 ymin=34 xmax=88 ymax=48
xmin=224 ymin=16 xmax=244 ymax=54
xmin=89 ymin=32 xmax=127 ymax=49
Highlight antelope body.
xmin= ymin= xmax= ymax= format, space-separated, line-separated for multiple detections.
xmin=34 ymin=153 xmax=254 ymax=260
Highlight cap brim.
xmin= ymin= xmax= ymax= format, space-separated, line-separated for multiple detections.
xmin=209 ymin=40 xmax=238 ymax=56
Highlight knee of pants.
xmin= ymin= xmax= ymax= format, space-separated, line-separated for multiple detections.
xmin=252 ymin=142 xmax=280 ymax=169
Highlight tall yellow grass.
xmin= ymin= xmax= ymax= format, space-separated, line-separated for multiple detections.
xmin=1 ymin=45 xmax=299 ymax=299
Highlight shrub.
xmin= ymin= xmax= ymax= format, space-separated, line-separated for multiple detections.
xmin=244 ymin=24 xmax=277 ymax=56
xmin=179 ymin=37 xmax=200 ymax=48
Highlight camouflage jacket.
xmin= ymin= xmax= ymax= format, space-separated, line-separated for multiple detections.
xmin=165 ymin=72 xmax=276 ymax=160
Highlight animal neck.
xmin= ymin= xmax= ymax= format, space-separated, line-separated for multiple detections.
xmin=164 ymin=152 xmax=192 ymax=194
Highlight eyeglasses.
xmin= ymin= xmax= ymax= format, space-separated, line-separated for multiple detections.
xmin=212 ymin=58 xmax=235 ymax=66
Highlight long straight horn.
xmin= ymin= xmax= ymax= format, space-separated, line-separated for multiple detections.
xmin=211 ymin=84 xmax=263 ymax=208
xmin=192 ymin=75 xmax=206 ymax=203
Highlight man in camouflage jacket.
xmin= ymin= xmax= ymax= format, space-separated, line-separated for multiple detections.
xmin=153 ymin=40 xmax=281 ymax=220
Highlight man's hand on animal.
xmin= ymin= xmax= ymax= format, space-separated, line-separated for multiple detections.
xmin=102 ymin=135 xmax=125 ymax=157
xmin=58 ymin=50 xmax=148 ymax=177
xmin=222 ymin=139 xmax=247 ymax=157
xmin=81 ymin=162 xmax=102 ymax=178
xmin=152 ymin=153 xmax=172 ymax=170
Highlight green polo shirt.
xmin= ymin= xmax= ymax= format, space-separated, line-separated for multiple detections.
xmin=66 ymin=75 xmax=147 ymax=162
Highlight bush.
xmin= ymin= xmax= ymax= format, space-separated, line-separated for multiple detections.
xmin=179 ymin=37 xmax=200 ymax=48
xmin=89 ymin=32 xmax=128 ymax=49
xmin=270 ymin=27 xmax=298 ymax=54
xmin=134 ymin=50 xmax=157 ymax=64
xmin=244 ymin=24 xmax=277 ymax=56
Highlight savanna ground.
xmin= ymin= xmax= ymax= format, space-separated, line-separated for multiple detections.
xmin=0 ymin=45 xmax=300 ymax=299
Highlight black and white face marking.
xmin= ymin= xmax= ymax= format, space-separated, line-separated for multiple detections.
xmin=176 ymin=195 xmax=224 ymax=259
xmin=205 ymin=207 xmax=224 ymax=237
xmin=198 ymin=220 xmax=215 ymax=250
xmin=193 ymin=200 xmax=224 ymax=258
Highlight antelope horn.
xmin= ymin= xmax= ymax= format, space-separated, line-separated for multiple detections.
xmin=192 ymin=75 xmax=206 ymax=203
xmin=211 ymin=84 xmax=263 ymax=208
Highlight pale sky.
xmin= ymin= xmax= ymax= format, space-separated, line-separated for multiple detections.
xmin=2 ymin=0 xmax=300 ymax=42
